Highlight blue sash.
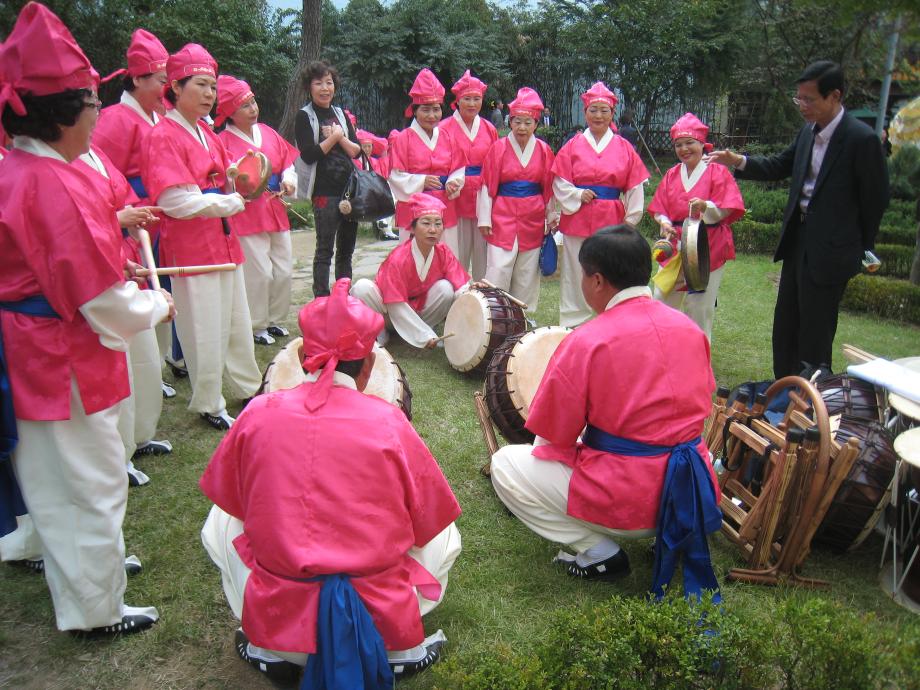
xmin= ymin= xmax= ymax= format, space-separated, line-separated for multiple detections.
xmin=464 ymin=165 xmax=482 ymax=177
xmin=576 ymin=184 xmax=621 ymax=200
xmin=267 ymin=173 xmax=281 ymax=193
xmin=497 ymin=181 xmax=542 ymax=198
xmin=202 ymin=187 xmax=231 ymax=235
xmin=0 ymin=296 xmax=61 ymax=536
xmin=582 ymin=425 xmax=721 ymax=602
xmin=302 ymin=574 xmax=394 ymax=690
xmin=126 ymin=175 xmax=148 ymax=199
xmin=437 ymin=175 xmax=449 ymax=187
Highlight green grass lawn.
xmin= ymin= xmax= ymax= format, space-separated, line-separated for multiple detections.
xmin=1 ymin=252 xmax=918 ymax=689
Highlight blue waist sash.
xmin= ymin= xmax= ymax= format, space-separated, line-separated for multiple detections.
xmin=302 ymin=573 xmax=393 ymax=690
xmin=267 ymin=173 xmax=281 ymax=193
xmin=202 ymin=188 xmax=231 ymax=235
xmin=464 ymin=165 xmax=482 ymax=177
xmin=582 ymin=425 xmax=721 ymax=602
xmin=126 ymin=175 xmax=148 ymax=199
xmin=576 ymin=184 xmax=621 ymax=200
xmin=0 ymin=296 xmax=60 ymax=536
xmin=497 ymin=180 xmax=542 ymax=198
xmin=437 ymin=175 xmax=449 ymax=187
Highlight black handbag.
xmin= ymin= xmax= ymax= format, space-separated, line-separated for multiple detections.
xmin=338 ymin=152 xmax=395 ymax=222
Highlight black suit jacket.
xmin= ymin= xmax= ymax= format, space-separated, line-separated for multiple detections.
xmin=737 ymin=112 xmax=889 ymax=285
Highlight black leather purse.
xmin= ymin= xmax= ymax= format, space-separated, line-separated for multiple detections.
xmin=338 ymin=152 xmax=395 ymax=222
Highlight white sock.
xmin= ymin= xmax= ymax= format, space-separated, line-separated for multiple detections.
xmin=575 ymin=536 xmax=621 ymax=567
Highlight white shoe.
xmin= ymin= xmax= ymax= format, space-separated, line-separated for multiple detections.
xmin=253 ymin=329 xmax=276 ymax=345
xmin=161 ymin=382 xmax=177 ymax=398
xmin=126 ymin=461 xmax=150 ymax=487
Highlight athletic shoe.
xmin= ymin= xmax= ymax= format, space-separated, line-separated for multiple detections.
xmin=235 ymin=628 xmax=302 ymax=683
xmin=201 ymin=410 xmax=234 ymax=430
xmin=133 ymin=440 xmax=173 ymax=458
xmin=253 ymin=330 xmax=276 ymax=346
xmin=266 ymin=325 xmax=289 ymax=338
xmin=73 ymin=605 xmax=159 ymax=637
xmin=161 ymin=382 xmax=177 ymax=398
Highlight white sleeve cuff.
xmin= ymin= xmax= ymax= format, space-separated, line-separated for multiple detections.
xmin=79 ymin=282 xmax=168 ymax=351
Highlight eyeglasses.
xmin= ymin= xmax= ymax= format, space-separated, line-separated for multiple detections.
xmin=792 ymin=95 xmax=819 ymax=106
xmin=83 ymin=98 xmax=103 ymax=111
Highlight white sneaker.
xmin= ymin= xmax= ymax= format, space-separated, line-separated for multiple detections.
xmin=253 ymin=329 xmax=276 ymax=345
xmin=126 ymin=461 xmax=150 ymax=487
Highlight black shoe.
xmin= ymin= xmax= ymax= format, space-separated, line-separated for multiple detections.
xmin=235 ymin=628 xmax=302 ymax=683
xmin=124 ymin=555 xmax=143 ymax=576
xmin=253 ymin=331 xmax=276 ymax=346
xmin=166 ymin=358 xmax=188 ymax=378
xmin=381 ymin=230 xmax=399 ymax=241
xmin=73 ymin=606 xmax=159 ymax=637
xmin=565 ymin=549 xmax=631 ymax=582
xmin=200 ymin=411 xmax=234 ymax=430
xmin=390 ymin=639 xmax=443 ymax=678
xmin=266 ymin=325 xmax=289 ymax=338
xmin=12 ymin=558 xmax=45 ymax=574
xmin=133 ymin=439 xmax=173 ymax=458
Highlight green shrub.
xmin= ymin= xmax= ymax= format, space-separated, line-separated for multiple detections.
xmin=876 ymin=222 xmax=916 ymax=246
xmin=873 ymin=243 xmax=915 ymax=278
xmin=889 ymin=145 xmax=920 ymax=202
xmin=286 ymin=199 xmax=314 ymax=229
xmin=731 ymin=218 xmax=780 ymax=254
xmin=741 ymin=186 xmax=788 ymax=224
xmin=432 ymin=593 xmax=913 ymax=690
xmin=883 ymin=198 xmax=917 ymax=227
xmin=842 ymin=273 xmax=920 ymax=324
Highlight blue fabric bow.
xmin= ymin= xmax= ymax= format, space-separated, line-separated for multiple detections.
xmin=0 ymin=295 xmax=61 ymax=536
xmin=497 ymin=180 xmax=542 ymax=197
xmin=302 ymin=574 xmax=394 ymax=690
xmin=582 ymin=425 xmax=722 ymax=602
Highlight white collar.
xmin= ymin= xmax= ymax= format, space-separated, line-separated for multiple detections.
xmin=582 ymin=127 xmax=613 ymax=154
xmin=12 ymin=135 xmax=68 ymax=162
xmin=680 ymin=160 xmax=707 ymax=193
xmin=507 ymin=133 xmax=536 ymax=167
xmin=410 ymin=119 xmax=439 ymax=151
xmin=120 ymin=91 xmax=158 ymax=127
xmin=78 ymin=149 xmax=109 ymax=178
xmin=226 ymin=123 xmax=262 ymax=148
xmin=303 ymin=370 xmax=358 ymax=390
xmin=451 ymin=110 xmax=480 ymax=142
xmin=410 ymin=236 xmax=435 ymax=281
xmin=815 ymin=107 xmax=845 ymax=143
xmin=167 ymin=109 xmax=209 ymax=150
xmin=605 ymin=285 xmax=652 ymax=310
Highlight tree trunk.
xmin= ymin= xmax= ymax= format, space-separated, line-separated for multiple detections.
xmin=279 ymin=0 xmax=322 ymax=142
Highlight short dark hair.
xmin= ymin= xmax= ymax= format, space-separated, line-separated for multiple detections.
xmin=1 ymin=88 xmax=90 ymax=142
xmin=797 ymin=60 xmax=845 ymax=98
xmin=302 ymin=60 xmax=340 ymax=94
xmin=335 ymin=357 xmax=366 ymax=378
xmin=122 ymin=72 xmax=155 ymax=93
xmin=164 ymin=76 xmax=191 ymax=105
xmin=578 ymin=225 xmax=651 ymax=290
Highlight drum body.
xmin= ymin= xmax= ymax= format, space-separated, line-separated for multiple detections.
xmin=484 ymin=326 xmax=571 ymax=444
xmin=814 ymin=415 xmax=897 ymax=551
xmin=444 ymin=287 xmax=527 ymax=374
xmin=259 ymin=337 xmax=412 ymax=418
xmin=816 ymin=374 xmax=880 ymax=421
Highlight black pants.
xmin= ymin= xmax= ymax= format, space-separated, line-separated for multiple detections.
xmin=311 ymin=198 xmax=358 ymax=297
xmin=772 ymin=221 xmax=849 ymax=379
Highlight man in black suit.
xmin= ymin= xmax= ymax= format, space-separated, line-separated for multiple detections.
xmin=708 ymin=61 xmax=889 ymax=378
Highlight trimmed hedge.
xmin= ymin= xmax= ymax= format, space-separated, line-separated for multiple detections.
xmin=731 ymin=218 xmax=780 ymax=254
xmin=285 ymin=200 xmax=314 ymax=229
xmin=873 ymin=243 xmax=915 ymax=278
xmin=432 ymin=594 xmax=919 ymax=689
xmin=842 ymin=273 xmax=920 ymax=324
xmin=877 ymin=223 xmax=916 ymax=246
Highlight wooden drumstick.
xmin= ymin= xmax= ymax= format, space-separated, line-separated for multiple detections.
xmin=479 ymin=279 xmax=529 ymax=310
xmin=136 ymin=228 xmax=160 ymax=291
xmin=136 ymin=263 xmax=238 ymax=277
xmin=433 ymin=332 xmax=455 ymax=343
xmin=271 ymin=192 xmax=312 ymax=224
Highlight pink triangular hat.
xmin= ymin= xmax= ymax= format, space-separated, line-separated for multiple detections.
xmin=580 ymin=81 xmax=617 ymax=110
xmin=450 ymin=69 xmax=487 ymax=110
xmin=166 ymin=43 xmax=217 ymax=83
xmin=0 ymin=2 xmax=95 ymax=117
xmin=508 ymin=87 xmax=544 ymax=119
xmin=215 ymin=74 xmax=254 ymax=127
xmin=408 ymin=192 xmax=446 ymax=220
xmin=404 ymin=68 xmax=445 ymax=117
xmin=102 ymin=28 xmax=169 ymax=83
xmin=670 ymin=112 xmax=709 ymax=143
xmin=298 ymin=279 xmax=384 ymax=411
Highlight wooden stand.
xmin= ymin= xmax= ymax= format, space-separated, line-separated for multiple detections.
xmin=474 ymin=391 xmax=499 ymax=476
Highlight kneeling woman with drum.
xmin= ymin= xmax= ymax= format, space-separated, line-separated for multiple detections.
xmin=648 ymin=112 xmax=745 ymax=341
xmin=351 ymin=193 xmax=470 ymax=349
xmin=478 ymin=87 xmax=558 ymax=311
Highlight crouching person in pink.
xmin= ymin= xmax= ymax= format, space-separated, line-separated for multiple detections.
xmin=489 ymin=226 xmax=722 ymax=601
xmin=351 ymin=193 xmax=470 ymax=349
xmin=200 ymin=279 xmax=462 ymax=685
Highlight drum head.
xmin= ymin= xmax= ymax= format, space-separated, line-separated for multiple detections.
xmin=261 ymin=337 xmax=305 ymax=393
xmin=229 ymin=149 xmax=271 ymax=200
xmin=507 ymin=326 xmax=571 ymax=419
xmin=365 ymin=344 xmax=400 ymax=405
xmin=680 ymin=218 xmax=710 ymax=292
xmin=444 ymin=291 xmax=492 ymax=371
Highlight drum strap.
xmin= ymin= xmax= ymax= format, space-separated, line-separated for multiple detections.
xmin=582 ymin=425 xmax=721 ymax=601
xmin=575 ymin=184 xmax=621 ymax=200
xmin=0 ymin=295 xmax=60 ymax=536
